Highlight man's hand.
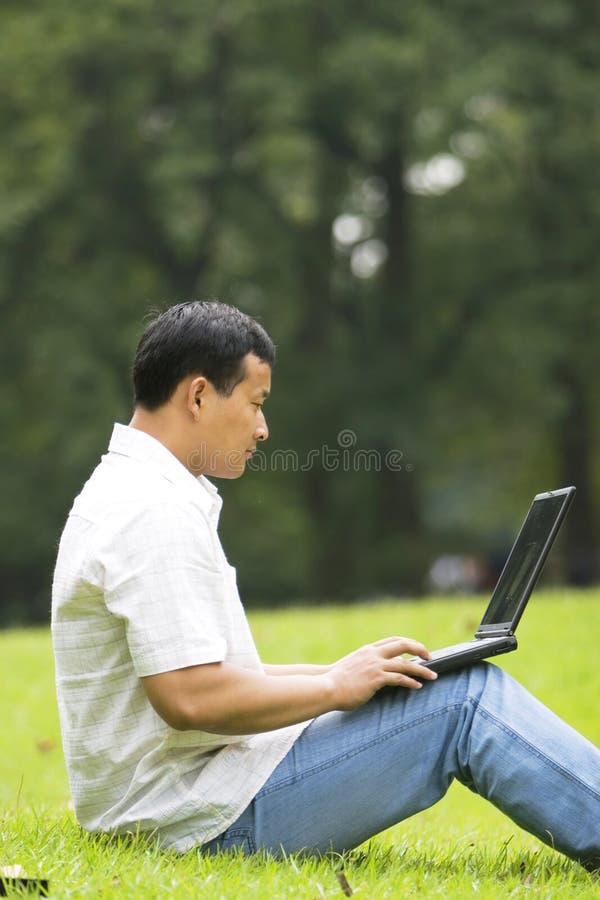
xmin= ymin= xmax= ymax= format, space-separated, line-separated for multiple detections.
xmin=324 ymin=637 xmax=437 ymax=710
xmin=141 ymin=636 xmax=436 ymax=735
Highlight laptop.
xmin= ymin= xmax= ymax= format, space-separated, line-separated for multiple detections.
xmin=412 ymin=486 xmax=576 ymax=674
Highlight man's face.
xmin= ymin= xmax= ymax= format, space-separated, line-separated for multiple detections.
xmin=191 ymin=352 xmax=271 ymax=478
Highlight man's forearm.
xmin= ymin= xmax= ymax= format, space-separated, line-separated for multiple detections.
xmin=263 ymin=663 xmax=331 ymax=676
xmin=143 ymin=662 xmax=338 ymax=735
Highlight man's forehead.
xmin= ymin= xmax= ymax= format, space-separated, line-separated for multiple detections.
xmin=241 ymin=353 xmax=271 ymax=393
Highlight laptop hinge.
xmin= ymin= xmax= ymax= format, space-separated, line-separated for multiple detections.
xmin=475 ymin=626 xmax=512 ymax=639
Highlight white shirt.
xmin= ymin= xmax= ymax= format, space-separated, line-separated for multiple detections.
xmin=52 ymin=423 xmax=307 ymax=851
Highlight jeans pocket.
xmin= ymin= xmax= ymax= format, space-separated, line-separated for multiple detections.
xmin=203 ymin=826 xmax=256 ymax=855
xmin=202 ymin=823 xmax=256 ymax=856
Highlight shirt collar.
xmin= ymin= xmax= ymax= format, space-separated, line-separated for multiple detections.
xmin=107 ymin=423 xmax=222 ymax=523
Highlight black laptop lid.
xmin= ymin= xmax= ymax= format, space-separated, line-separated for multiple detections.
xmin=476 ymin=486 xmax=576 ymax=638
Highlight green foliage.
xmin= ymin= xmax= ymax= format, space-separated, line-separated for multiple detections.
xmin=1 ymin=1 xmax=600 ymax=619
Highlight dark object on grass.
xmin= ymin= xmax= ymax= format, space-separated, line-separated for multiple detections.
xmin=0 ymin=878 xmax=49 ymax=896
xmin=336 ymin=870 xmax=354 ymax=896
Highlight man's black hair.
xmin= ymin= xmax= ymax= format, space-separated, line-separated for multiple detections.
xmin=133 ymin=300 xmax=276 ymax=410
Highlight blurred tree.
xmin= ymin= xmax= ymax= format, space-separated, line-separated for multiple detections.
xmin=0 ymin=0 xmax=598 ymax=621
xmin=423 ymin=1 xmax=600 ymax=580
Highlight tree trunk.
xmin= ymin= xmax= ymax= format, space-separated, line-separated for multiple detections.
xmin=557 ymin=365 xmax=599 ymax=584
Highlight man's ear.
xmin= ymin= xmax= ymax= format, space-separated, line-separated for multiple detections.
xmin=187 ymin=375 xmax=208 ymax=420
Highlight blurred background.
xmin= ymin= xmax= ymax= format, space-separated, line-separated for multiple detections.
xmin=1 ymin=0 xmax=599 ymax=624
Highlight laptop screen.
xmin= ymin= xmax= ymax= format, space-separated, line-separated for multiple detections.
xmin=478 ymin=488 xmax=574 ymax=634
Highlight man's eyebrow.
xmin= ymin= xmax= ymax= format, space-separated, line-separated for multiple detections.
xmin=258 ymin=388 xmax=270 ymax=400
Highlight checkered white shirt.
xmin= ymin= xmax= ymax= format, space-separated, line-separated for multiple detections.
xmin=52 ymin=423 xmax=306 ymax=850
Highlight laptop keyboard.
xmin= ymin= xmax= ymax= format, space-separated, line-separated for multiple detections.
xmin=427 ymin=639 xmax=486 ymax=659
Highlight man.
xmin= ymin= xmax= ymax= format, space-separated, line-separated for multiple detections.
xmin=52 ymin=301 xmax=600 ymax=867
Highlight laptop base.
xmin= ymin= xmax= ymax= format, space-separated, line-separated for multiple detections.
xmin=411 ymin=635 xmax=518 ymax=675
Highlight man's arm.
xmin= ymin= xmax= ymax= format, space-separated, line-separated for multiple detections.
xmin=263 ymin=663 xmax=331 ymax=676
xmin=142 ymin=636 xmax=437 ymax=735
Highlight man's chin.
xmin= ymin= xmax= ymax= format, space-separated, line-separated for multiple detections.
xmin=206 ymin=462 xmax=247 ymax=480
xmin=219 ymin=468 xmax=246 ymax=480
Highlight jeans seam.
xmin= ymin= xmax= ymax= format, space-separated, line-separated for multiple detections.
xmin=257 ymin=700 xmax=465 ymax=798
xmin=475 ymin=704 xmax=600 ymax=801
xmin=223 ymin=827 xmax=253 ymax=839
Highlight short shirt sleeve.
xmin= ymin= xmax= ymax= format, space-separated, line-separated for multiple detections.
xmin=98 ymin=501 xmax=228 ymax=677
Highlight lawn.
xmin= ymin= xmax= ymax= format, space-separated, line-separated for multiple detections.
xmin=1 ymin=589 xmax=599 ymax=898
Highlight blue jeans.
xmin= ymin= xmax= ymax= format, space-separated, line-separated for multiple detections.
xmin=203 ymin=663 xmax=600 ymax=868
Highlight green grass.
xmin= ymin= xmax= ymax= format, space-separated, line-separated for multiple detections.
xmin=1 ymin=589 xmax=600 ymax=897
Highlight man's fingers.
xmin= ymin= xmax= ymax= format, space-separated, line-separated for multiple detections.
xmin=401 ymin=657 xmax=438 ymax=682
xmin=372 ymin=635 xmax=418 ymax=649
xmin=374 ymin=636 xmax=432 ymax=660
xmin=382 ymin=651 xmax=438 ymax=682
xmin=385 ymin=671 xmax=429 ymax=690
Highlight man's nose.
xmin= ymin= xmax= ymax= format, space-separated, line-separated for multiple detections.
xmin=255 ymin=410 xmax=269 ymax=442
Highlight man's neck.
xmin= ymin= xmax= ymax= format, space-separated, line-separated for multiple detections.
xmin=129 ymin=407 xmax=192 ymax=473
